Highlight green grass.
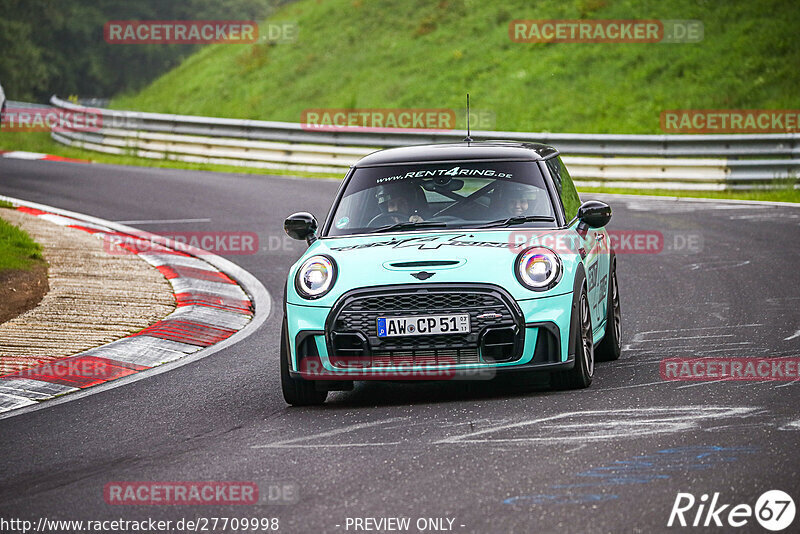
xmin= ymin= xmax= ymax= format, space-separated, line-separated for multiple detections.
xmin=112 ymin=0 xmax=800 ymax=134
xmin=0 ymin=212 xmax=45 ymax=271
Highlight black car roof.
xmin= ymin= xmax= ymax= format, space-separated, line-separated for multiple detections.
xmin=354 ymin=141 xmax=559 ymax=167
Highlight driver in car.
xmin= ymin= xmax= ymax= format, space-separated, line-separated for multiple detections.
xmin=374 ymin=183 xmax=425 ymax=224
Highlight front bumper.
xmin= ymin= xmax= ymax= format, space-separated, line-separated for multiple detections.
xmin=285 ymin=283 xmax=574 ymax=380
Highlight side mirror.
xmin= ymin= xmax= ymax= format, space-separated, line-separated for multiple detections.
xmin=577 ymin=200 xmax=611 ymax=228
xmin=284 ymin=212 xmax=318 ymax=244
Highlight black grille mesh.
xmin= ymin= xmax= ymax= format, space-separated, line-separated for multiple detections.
xmin=328 ymin=285 xmax=521 ymax=363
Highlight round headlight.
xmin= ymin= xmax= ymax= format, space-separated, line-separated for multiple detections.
xmin=295 ymin=255 xmax=337 ymax=299
xmin=515 ymin=247 xmax=562 ymax=291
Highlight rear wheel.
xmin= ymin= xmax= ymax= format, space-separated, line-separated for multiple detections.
xmin=595 ymin=261 xmax=621 ymax=362
xmin=551 ymin=286 xmax=594 ymax=390
xmin=280 ymin=321 xmax=328 ymax=406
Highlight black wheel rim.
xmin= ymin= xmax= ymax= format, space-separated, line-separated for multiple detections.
xmin=581 ymin=292 xmax=594 ymax=376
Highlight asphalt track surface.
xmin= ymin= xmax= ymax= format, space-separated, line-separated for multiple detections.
xmin=1 ymin=158 xmax=799 ymax=533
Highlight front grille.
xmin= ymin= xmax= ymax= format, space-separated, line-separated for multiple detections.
xmin=326 ymin=284 xmax=523 ymax=366
xmin=370 ymin=348 xmax=480 ymax=366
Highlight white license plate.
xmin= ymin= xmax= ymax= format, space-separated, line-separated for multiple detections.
xmin=377 ymin=314 xmax=470 ymax=337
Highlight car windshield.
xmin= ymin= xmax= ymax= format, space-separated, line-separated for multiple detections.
xmin=325 ymin=161 xmax=556 ymax=236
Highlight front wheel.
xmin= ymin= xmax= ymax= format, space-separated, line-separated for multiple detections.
xmin=551 ymin=286 xmax=594 ymax=390
xmin=595 ymin=260 xmax=621 ymax=362
xmin=280 ymin=321 xmax=327 ymax=406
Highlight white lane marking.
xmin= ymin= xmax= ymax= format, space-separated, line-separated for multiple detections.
xmin=730 ymin=378 xmax=800 ymax=389
xmin=687 ymin=260 xmax=750 ymax=271
xmin=643 ymin=334 xmax=735 ymax=342
xmin=0 ymin=392 xmax=38 ymax=411
xmin=688 ymin=344 xmax=756 ymax=354
xmin=703 ymin=423 xmax=766 ymax=432
xmin=435 ymin=407 xmax=755 ymax=445
xmin=636 ymin=325 xmax=763 ymax=335
xmin=600 ymin=380 xmax=668 ymax=391
xmin=630 ymin=325 xmax=762 ymax=344
xmin=784 ymin=329 xmax=800 ymax=341
xmin=258 ymin=442 xmax=403 ymax=448
xmin=564 ymin=444 xmax=586 ymax=453
xmin=1 ymin=151 xmax=47 ymax=160
xmin=114 ymin=218 xmax=212 ymax=224
xmin=253 ymin=417 xmax=410 ymax=449
xmin=39 ymin=213 xmax=84 ymax=226
xmin=779 ymin=420 xmax=800 ymax=430
xmin=729 ymin=213 xmax=799 ymax=220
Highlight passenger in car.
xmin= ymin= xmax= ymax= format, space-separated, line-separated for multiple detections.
xmin=492 ymin=182 xmax=549 ymax=217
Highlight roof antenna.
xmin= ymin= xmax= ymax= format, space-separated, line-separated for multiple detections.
xmin=463 ymin=93 xmax=473 ymax=143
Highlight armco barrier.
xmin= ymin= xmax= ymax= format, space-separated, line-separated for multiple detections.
xmin=47 ymin=96 xmax=800 ymax=190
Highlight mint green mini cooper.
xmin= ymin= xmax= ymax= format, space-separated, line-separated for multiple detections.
xmin=281 ymin=142 xmax=621 ymax=405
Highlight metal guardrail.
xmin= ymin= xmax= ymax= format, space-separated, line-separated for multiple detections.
xmin=8 ymin=100 xmax=53 ymax=110
xmin=48 ymin=96 xmax=800 ymax=190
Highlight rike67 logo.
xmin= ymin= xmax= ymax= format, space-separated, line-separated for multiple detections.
xmin=668 ymin=490 xmax=795 ymax=531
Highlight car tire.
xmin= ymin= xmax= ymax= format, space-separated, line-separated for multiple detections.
xmin=595 ymin=259 xmax=621 ymax=362
xmin=551 ymin=285 xmax=594 ymax=390
xmin=280 ymin=321 xmax=328 ymax=406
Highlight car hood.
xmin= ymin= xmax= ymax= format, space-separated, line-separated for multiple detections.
xmin=286 ymin=229 xmax=582 ymax=306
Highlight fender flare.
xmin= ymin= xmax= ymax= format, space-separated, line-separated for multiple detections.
xmin=282 ymin=280 xmax=293 ymax=368
xmin=567 ymin=262 xmax=587 ymax=359
xmin=601 ymin=248 xmax=617 ymax=335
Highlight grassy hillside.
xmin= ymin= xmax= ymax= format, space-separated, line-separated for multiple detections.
xmin=114 ymin=0 xmax=800 ymax=134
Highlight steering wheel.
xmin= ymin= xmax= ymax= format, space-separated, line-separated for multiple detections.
xmin=368 ymin=212 xmax=410 ymax=227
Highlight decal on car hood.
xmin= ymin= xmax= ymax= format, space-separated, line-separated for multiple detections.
xmin=329 ymin=233 xmax=520 ymax=251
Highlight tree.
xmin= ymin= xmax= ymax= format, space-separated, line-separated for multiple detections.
xmin=0 ymin=0 xmax=280 ymax=102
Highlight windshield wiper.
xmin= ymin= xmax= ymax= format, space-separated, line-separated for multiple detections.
xmin=477 ymin=215 xmax=556 ymax=228
xmin=370 ymin=221 xmax=447 ymax=233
